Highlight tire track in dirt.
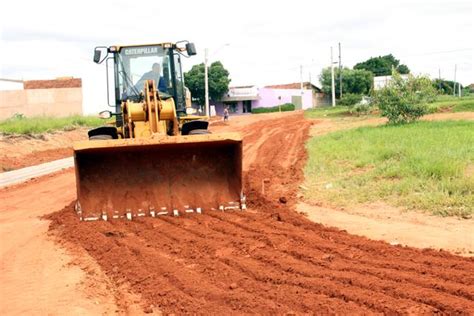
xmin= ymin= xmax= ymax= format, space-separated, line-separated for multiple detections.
xmin=183 ymin=212 xmax=474 ymax=302
xmin=183 ymin=212 xmax=474 ymax=311
xmin=128 ymin=217 xmax=363 ymax=313
xmin=223 ymin=212 xmax=473 ymax=284
xmin=48 ymin=112 xmax=474 ymax=314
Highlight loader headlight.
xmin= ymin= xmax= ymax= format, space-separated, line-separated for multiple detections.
xmin=98 ymin=110 xmax=112 ymax=119
xmin=186 ymin=107 xmax=196 ymax=115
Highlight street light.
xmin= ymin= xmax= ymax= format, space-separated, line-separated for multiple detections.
xmin=330 ymin=47 xmax=338 ymax=107
xmin=205 ymin=43 xmax=230 ymax=117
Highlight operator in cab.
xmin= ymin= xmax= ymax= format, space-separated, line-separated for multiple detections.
xmin=134 ymin=63 xmax=167 ymax=93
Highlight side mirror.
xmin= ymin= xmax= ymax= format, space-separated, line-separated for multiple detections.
xmin=93 ymin=49 xmax=102 ymax=63
xmin=93 ymin=47 xmax=108 ymax=64
xmin=185 ymin=43 xmax=197 ymax=56
xmin=98 ymin=110 xmax=112 ymax=119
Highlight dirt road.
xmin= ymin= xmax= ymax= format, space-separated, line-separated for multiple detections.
xmin=1 ymin=112 xmax=473 ymax=314
xmin=0 ymin=171 xmax=119 ymax=314
xmin=42 ymin=112 xmax=473 ymax=314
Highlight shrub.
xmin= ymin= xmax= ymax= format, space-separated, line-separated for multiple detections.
xmin=349 ymin=103 xmax=372 ymax=116
xmin=339 ymin=93 xmax=363 ymax=106
xmin=372 ymin=71 xmax=437 ymax=124
xmin=252 ymin=103 xmax=295 ymax=114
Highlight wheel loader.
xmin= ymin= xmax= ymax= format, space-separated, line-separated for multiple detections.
xmin=73 ymin=41 xmax=244 ymax=221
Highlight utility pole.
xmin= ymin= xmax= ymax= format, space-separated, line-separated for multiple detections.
xmin=300 ymin=65 xmax=304 ymax=109
xmin=438 ymin=68 xmax=441 ymax=90
xmin=338 ymin=42 xmax=342 ymax=98
xmin=453 ymin=64 xmax=457 ymax=97
xmin=300 ymin=64 xmax=303 ymax=91
xmin=331 ymin=47 xmax=336 ymax=107
xmin=204 ymin=48 xmax=209 ymax=117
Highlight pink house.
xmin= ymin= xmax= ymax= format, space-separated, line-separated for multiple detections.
xmin=210 ymin=82 xmax=327 ymax=115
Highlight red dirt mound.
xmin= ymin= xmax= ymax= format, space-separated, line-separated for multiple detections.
xmin=0 ymin=148 xmax=72 ymax=172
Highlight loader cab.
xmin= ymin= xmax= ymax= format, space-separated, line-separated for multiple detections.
xmin=94 ymin=42 xmax=195 ymax=127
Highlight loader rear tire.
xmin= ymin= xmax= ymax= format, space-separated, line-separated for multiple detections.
xmin=89 ymin=134 xmax=113 ymax=140
xmin=188 ymin=129 xmax=211 ymax=135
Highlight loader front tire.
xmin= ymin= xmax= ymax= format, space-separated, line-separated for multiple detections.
xmin=89 ymin=134 xmax=113 ymax=140
xmin=188 ymin=129 xmax=211 ymax=135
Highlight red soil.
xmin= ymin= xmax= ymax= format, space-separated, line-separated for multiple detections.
xmin=0 ymin=148 xmax=73 ymax=172
xmin=48 ymin=112 xmax=474 ymax=314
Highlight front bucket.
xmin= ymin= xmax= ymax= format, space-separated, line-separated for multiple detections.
xmin=73 ymin=133 xmax=243 ymax=221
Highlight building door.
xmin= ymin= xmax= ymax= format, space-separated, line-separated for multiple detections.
xmin=292 ymin=95 xmax=302 ymax=110
xmin=242 ymin=100 xmax=252 ymax=113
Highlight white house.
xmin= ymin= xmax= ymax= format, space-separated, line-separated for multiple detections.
xmin=374 ymin=74 xmax=410 ymax=90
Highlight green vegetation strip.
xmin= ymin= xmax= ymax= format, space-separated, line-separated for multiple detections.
xmin=304 ymin=120 xmax=474 ymax=217
xmin=0 ymin=115 xmax=104 ymax=135
xmin=428 ymin=96 xmax=474 ymax=113
xmin=304 ymin=106 xmax=352 ymax=118
xmin=252 ymin=103 xmax=295 ymax=114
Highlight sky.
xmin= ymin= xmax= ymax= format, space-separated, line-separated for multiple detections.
xmin=1 ymin=0 xmax=473 ymax=114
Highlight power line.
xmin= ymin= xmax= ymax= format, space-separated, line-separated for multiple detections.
xmin=399 ymin=48 xmax=472 ymax=58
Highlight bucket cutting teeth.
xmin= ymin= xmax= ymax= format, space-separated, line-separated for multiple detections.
xmin=83 ymin=216 xmax=100 ymax=221
xmin=76 ymin=202 xmax=245 ymax=222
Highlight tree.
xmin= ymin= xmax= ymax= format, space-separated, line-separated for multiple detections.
xmin=432 ymin=79 xmax=463 ymax=95
xmin=319 ymin=67 xmax=373 ymax=97
xmin=396 ymin=64 xmax=410 ymax=74
xmin=372 ymin=71 xmax=437 ymax=124
xmin=354 ymin=54 xmax=410 ymax=76
xmin=184 ymin=61 xmax=231 ymax=106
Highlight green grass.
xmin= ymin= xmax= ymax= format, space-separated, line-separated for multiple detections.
xmin=0 ymin=115 xmax=104 ymax=135
xmin=304 ymin=106 xmax=352 ymax=118
xmin=252 ymin=103 xmax=295 ymax=114
xmin=428 ymin=95 xmax=474 ymax=113
xmin=304 ymin=120 xmax=474 ymax=217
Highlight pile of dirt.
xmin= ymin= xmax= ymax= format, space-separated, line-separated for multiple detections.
xmin=0 ymin=129 xmax=87 ymax=172
xmin=209 ymin=120 xmax=228 ymax=127
xmin=48 ymin=112 xmax=474 ymax=314
xmin=0 ymin=148 xmax=72 ymax=172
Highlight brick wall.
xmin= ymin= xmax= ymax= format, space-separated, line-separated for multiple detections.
xmin=0 ymin=87 xmax=83 ymax=119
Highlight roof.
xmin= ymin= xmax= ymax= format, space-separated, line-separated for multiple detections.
xmin=23 ymin=78 xmax=82 ymax=89
xmin=265 ymin=82 xmax=322 ymax=92
xmin=221 ymin=95 xmax=260 ymax=102
xmin=229 ymin=85 xmax=256 ymax=89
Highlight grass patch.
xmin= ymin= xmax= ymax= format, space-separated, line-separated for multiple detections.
xmin=428 ymin=95 xmax=474 ymax=113
xmin=304 ymin=120 xmax=474 ymax=217
xmin=252 ymin=103 xmax=295 ymax=114
xmin=0 ymin=115 xmax=104 ymax=135
xmin=304 ymin=106 xmax=351 ymax=118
